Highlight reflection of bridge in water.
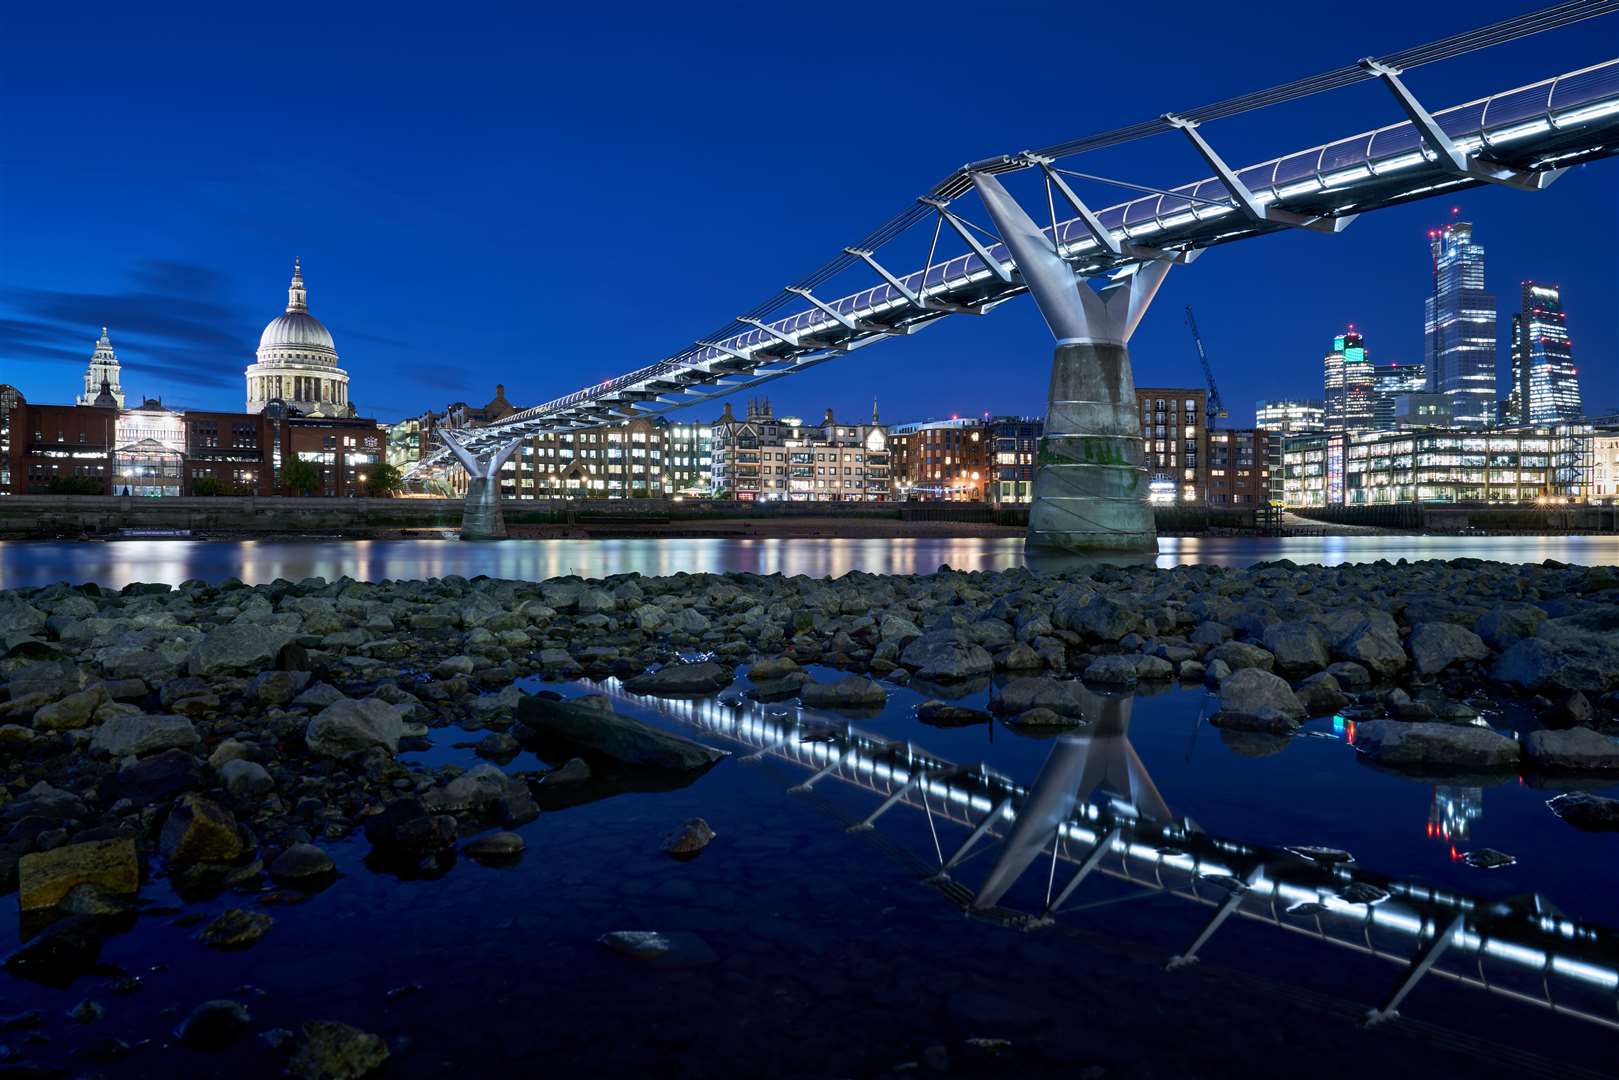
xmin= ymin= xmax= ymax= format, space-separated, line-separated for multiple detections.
xmin=591 ymin=680 xmax=1619 ymax=1032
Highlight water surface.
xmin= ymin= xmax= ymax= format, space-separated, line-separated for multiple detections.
xmin=5 ymin=532 xmax=1619 ymax=589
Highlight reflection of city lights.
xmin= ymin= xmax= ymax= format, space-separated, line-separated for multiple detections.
xmin=1428 ymin=785 xmax=1484 ymax=845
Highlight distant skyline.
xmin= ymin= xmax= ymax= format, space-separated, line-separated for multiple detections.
xmin=3 ymin=3 xmax=1615 ymax=427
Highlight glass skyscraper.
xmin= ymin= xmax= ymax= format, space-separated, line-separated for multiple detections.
xmin=1423 ymin=221 xmax=1497 ymax=428
xmin=1323 ymin=328 xmax=1375 ymax=431
xmin=1373 ymin=361 xmax=1425 ymax=429
xmin=1509 ymin=282 xmax=1583 ymax=425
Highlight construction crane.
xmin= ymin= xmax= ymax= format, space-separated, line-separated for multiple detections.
xmin=1184 ymin=305 xmax=1228 ymax=430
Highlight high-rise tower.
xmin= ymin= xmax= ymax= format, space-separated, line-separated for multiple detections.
xmin=1512 ymin=282 xmax=1582 ymax=425
xmin=1323 ymin=328 xmax=1375 ymax=431
xmin=1423 ymin=221 xmax=1496 ymax=428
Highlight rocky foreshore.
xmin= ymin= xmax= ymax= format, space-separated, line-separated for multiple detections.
xmin=3 ymin=558 xmax=1619 ymax=1064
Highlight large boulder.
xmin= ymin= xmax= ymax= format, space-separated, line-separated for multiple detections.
xmin=0 ymin=597 xmax=48 ymax=638
xmin=1408 ymin=622 xmax=1489 ymax=677
xmin=18 ymin=838 xmax=140 ymax=913
xmin=800 ymin=675 xmax=887 ymax=709
xmin=1475 ymin=604 xmax=1546 ymax=652
xmin=304 ymin=699 xmax=404 ymax=757
xmin=1351 ymin=720 xmax=1520 ymax=770
xmin=1294 ymin=672 xmax=1349 ymax=717
xmin=1067 ymin=597 xmax=1141 ymax=642
xmin=1336 ymin=615 xmax=1407 ymax=677
xmin=186 ymin=623 xmax=295 ymax=677
xmin=517 ymin=695 xmax=725 ymax=771
xmin=288 ymin=1020 xmax=390 ymax=1080
xmin=1262 ymin=623 xmax=1328 ymax=675
xmin=31 ymin=686 xmax=109 ymax=732
xmin=1524 ymin=727 xmax=1619 ymax=771
xmin=1492 ymin=632 xmax=1619 ymax=694
xmin=623 ymin=661 xmax=732 ymax=696
xmin=90 ymin=713 xmax=200 ymax=757
xmin=1545 ymin=792 xmax=1619 ymax=832
xmin=1214 ymin=669 xmax=1304 ymax=733
xmin=899 ymin=632 xmax=994 ymax=681
xmin=994 ymin=677 xmax=1086 ymax=716
xmin=160 ymin=794 xmax=242 ymax=865
xmin=1207 ymin=641 xmax=1275 ymax=673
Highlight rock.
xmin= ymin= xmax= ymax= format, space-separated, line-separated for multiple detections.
xmin=1083 ymin=655 xmax=1139 ymax=686
xmin=1493 ymin=632 xmax=1619 ymax=695
xmin=100 ymin=748 xmax=203 ymax=805
xmin=1134 ymin=654 xmax=1175 ymax=680
xmin=1351 ymin=720 xmax=1520 ymax=770
xmin=1068 ymin=597 xmax=1140 ymax=642
xmin=288 ymin=1020 xmax=390 ymax=1080
xmin=1326 ymin=661 xmax=1372 ymax=690
xmin=1179 ymin=660 xmax=1205 ymax=681
xmin=995 ymin=676 xmax=1084 ymax=716
xmin=18 ymin=838 xmax=140 ymax=913
xmin=1207 ymin=641 xmax=1275 ymax=673
xmin=1409 ymin=622 xmax=1489 ymax=677
xmin=0 ymin=597 xmax=48 ymax=637
xmin=174 ymin=999 xmax=253 ymax=1051
xmin=521 ymin=694 xmax=728 ymax=773
xmin=90 ymin=713 xmax=199 ymax=757
xmin=801 ymin=675 xmax=887 ymax=709
xmin=624 ymin=661 xmax=732 ymax=695
xmin=305 ymin=699 xmax=404 ymax=757
xmin=661 ymin=818 xmax=715 ymax=859
xmin=248 ymin=669 xmax=310 ymax=706
xmin=1293 ymin=672 xmax=1349 ymax=717
xmin=197 ymin=908 xmax=274 ymax=950
xmin=541 ymin=757 xmax=592 ymax=785
xmin=899 ymin=632 xmax=994 ymax=680
xmin=598 ymin=930 xmax=718 ymax=969
xmin=293 ymin=682 xmax=347 ymax=709
xmin=1475 ymin=604 xmax=1546 ymax=651
xmin=475 ymin=732 xmax=520 ymax=759
xmin=1217 ymin=668 xmax=1305 ymax=725
xmin=1009 ymin=707 xmax=1077 ymax=727
xmin=187 ymin=623 xmax=295 ymax=677
xmin=464 ymin=831 xmax=525 ymax=861
xmin=1545 ymin=792 xmax=1619 ymax=831
xmin=1337 ymin=616 xmax=1407 ymax=677
xmin=1461 ymin=848 xmax=1517 ymax=869
xmin=221 ymin=759 xmax=274 ymax=798
xmin=31 ymin=686 xmax=108 ymax=731
xmin=916 ymin=701 xmax=991 ymax=727
xmin=748 ymin=656 xmax=801 ymax=682
xmin=271 ymin=843 xmax=337 ymax=885
xmin=1544 ymin=690 xmax=1593 ymax=729
xmin=1524 ymin=727 xmax=1619 ymax=771
xmin=1262 ymin=623 xmax=1328 ymax=674
xmin=363 ymin=800 xmax=458 ymax=859
xmin=996 ymin=643 xmax=1044 ymax=671
xmin=159 ymin=794 xmax=243 ymax=865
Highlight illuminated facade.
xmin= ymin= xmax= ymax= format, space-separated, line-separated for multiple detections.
xmin=1205 ymin=428 xmax=1270 ymax=507
xmin=1424 ymin=221 xmax=1497 ymax=428
xmin=1590 ymin=434 xmax=1619 ymax=504
xmin=1373 ymin=361 xmax=1425 ymax=429
xmin=1137 ymin=388 xmax=1205 ymax=504
xmin=1509 ymin=282 xmax=1583 ymax=425
xmin=986 ymin=415 xmax=1040 ymax=506
xmin=76 ymin=328 xmax=125 ymax=409
xmin=245 ymin=260 xmax=353 ymax=418
xmin=1323 ymin=328 xmax=1376 ymax=431
xmin=500 ymin=417 xmax=667 ymax=499
xmin=1282 ymin=426 xmax=1589 ymax=507
xmin=664 ymin=422 xmax=712 ymax=497
xmin=1254 ymin=399 xmax=1324 ymax=434
xmin=890 ymin=418 xmax=987 ymax=501
xmin=710 ymin=399 xmax=888 ymax=501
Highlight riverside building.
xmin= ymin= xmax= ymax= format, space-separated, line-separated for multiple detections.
xmin=245 ymin=260 xmax=354 ymax=418
xmin=710 ymin=398 xmax=889 ymax=501
xmin=500 ymin=417 xmax=666 ymax=499
xmin=890 ymin=418 xmax=987 ymax=501
xmin=1280 ymin=425 xmax=1589 ymax=508
xmin=1137 ymin=388 xmax=1205 ymax=504
xmin=1255 ymin=398 xmax=1325 ymax=507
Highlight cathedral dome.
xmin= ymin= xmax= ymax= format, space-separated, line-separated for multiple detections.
xmin=257 ymin=259 xmax=337 ymax=359
xmin=259 ymin=311 xmax=336 ymax=353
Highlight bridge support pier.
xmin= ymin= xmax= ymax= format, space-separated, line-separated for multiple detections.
xmin=439 ymin=431 xmax=523 ymax=541
xmin=971 ymin=172 xmax=1171 ymax=555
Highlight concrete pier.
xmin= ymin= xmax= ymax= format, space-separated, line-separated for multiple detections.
xmin=1029 ymin=341 xmax=1156 ymax=553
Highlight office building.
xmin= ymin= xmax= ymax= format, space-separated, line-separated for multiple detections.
xmin=664 ymin=422 xmax=712 ymax=497
xmin=1205 ymin=428 xmax=1270 ymax=508
xmin=1424 ymin=221 xmax=1497 ymax=427
xmin=1323 ymin=328 xmax=1376 ymax=431
xmin=502 ymin=417 xmax=666 ymax=499
xmin=986 ymin=415 xmax=1041 ymax=506
xmin=1373 ymin=361 xmax=1425 ymax=428
xmin=1509 ymin=282 xmax=1583 ymax=425
xmin=1255 ymin=398 xmax=1324 ymax=508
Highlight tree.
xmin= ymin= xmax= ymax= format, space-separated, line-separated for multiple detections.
xmin=48 ymin=475 xmax=105 ymax=495
xmin=362 ymin=462 xmax=403 ymax=497
xmin=281 ymin=458 xmax=322 ymax=496
xmin=191 ymin=476 xmax=227 ymax=496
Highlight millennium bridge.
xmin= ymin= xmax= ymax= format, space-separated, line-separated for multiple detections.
xmin=590 ymin=679 xmax=1619 ymax=1035
xmin=411 ymin=1 xmax=1619 ymax=548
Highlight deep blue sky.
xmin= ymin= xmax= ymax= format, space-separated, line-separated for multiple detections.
xmin=3 ymin=2 xmax=1615 ymax=426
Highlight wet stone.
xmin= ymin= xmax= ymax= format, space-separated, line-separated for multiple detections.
xmin=661 ymin=817 xmax=716 ymax=859
xmin=197 ymin=908 xmax=274 ymax=950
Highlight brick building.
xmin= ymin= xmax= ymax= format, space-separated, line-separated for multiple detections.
xmin=890 ymin=418 xmax=988 ymax=501
xmin=1205 ymin=428 xmax=1270 ymax=508
xmin=1137 ymin=387 xmax=1207 ymax=504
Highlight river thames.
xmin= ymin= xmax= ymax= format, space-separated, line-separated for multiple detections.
xmin=4 ymin=533 xmax=1619 ymax=588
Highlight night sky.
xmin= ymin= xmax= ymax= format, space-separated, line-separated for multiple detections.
xmin=3 ymin=2 xmax=1615 ymax=427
